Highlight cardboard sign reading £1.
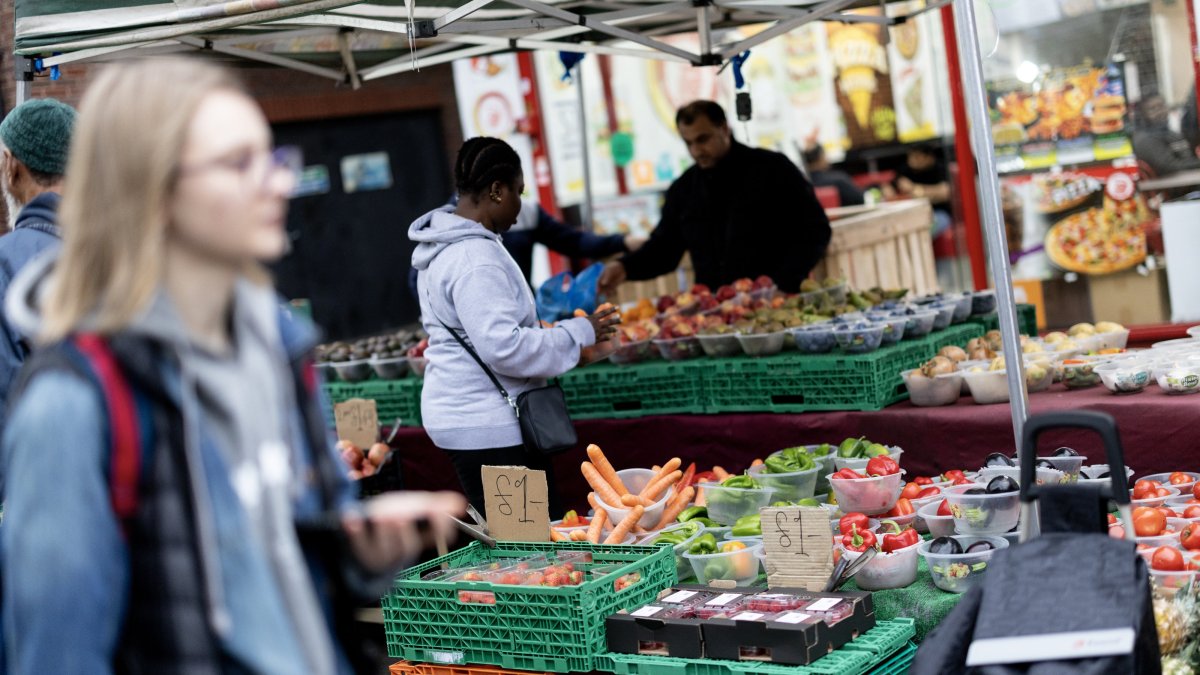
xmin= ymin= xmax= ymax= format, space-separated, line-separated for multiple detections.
xmin=334 ymin=398 xmax=378 ymax=450
xmin=482 ymin=466 xmax=550 ymax=542
xmin=761 ymin=506 xmax=834 ymax=591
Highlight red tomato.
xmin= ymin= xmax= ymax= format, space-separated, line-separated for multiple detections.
xmin=1185 ymin=506 xmax=1200 ymax=519
xmin=1170 ymin=472 xmax=1192 ymax=486
xmin=937 ymin=500 xmax=952 ymax=517
xmin=1152 ymin=546 xmax=1186 ymax=572
xmin=1194 ymin=482 xmax=1200 ymax=501
xmin=901 ymin=482 xmax=921 ymax=500
xmin=943 ymin=470 xmax=967 ymax=482
xmin=1134 ymin=509 xmax=1167 ymax=537
xmin=1156 ymin=488 xmax=1172 ymax=498
xmin=952 ymin=476 xmax=973 ymax=486
xmin=1159 ymin=507 xmax=1179 ymax=519
xmin=1181 ymin=524 xmax=1200 ymax=551
xmin=1133 ymin=480 xmax=1160 ymax=500
xmin=914 ymin=476 xmax=934 ymax=485
xmin=916 ymin=487 xmax=941 ymax=499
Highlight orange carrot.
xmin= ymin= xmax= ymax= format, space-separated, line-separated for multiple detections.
xmin=582 ymin=462 xmax=624 ymax=506
xmin=640 ymin=458 xmax=681 ymax=499
xmin=651 ymin=465 xmax=661 ymax=473
xmin=750 ymin=459 xmax=764 ymax=468
xmin=713 ymin=466 xmax=730 ymax=481
xmin=641 ymin=469 xmax=682 ymax=502
xmin=551 ymin=528 xmax=569 ymax=542
xmin=588 ymin=444 xmax=631 ymax=495
xmin=570 ymin=529 xmax=589 ymax=541
xmin=586 ymin=493 xmax=607 ymax=544
xmin=695 ymin=487 xmax=707 ymax=507
xmin=605 ymin=505 xmax=643 ymax=544
xmin=654 ymin=486 xmax=695 ymax=529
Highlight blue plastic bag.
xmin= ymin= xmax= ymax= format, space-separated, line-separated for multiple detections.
xmin=536 ymin=262 xmax=605 ymax=322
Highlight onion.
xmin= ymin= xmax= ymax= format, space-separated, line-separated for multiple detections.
xmin=968 ymin=347 xmax=994 ymax=361
xmin=939 ymin=346 xmax=968 ymax=362
xmin=986 ymin=330 xmax=1003 ymax=351
xmin=966 ymin=338 xmax=987 ymax=353
xmin=921 ymin=355 xmax=956 ymax=377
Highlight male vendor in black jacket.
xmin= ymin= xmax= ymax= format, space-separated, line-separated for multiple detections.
xmin=598 ymin=100 xmax=832 ymax=295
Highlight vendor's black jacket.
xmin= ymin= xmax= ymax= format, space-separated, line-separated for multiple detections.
xmin=620 ymin=141 xmax=832 ymax=292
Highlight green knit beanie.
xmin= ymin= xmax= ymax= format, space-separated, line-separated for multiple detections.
xmin=0 ymin=98 xmax=77 ymax=176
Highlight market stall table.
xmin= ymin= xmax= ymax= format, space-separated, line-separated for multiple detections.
xmin=387 ymin=384 xmax=1195 ymax=511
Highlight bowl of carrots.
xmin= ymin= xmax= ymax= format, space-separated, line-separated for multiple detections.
xmin=582 ymin=444 xmax=695 ymax=536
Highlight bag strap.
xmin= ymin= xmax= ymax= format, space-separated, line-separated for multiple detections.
xmin=437 ymin=320 xmax=520 ymax=416
xmin=73 ymin=333 xmax=143 ymax=536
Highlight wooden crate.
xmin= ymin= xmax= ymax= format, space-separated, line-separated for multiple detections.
xmin=814 ymin=200 xmax=939 ymax=297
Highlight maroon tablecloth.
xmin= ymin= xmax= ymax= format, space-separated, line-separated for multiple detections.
xmin=387 ymin=386 xmax=1197 ymax=512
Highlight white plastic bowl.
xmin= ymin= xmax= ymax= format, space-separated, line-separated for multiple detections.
xmin=1096 ymin=360 xmax=1153 ymax=394
xmin=918 ymin=501 xmax=957 ymax=538
xmin=839 ymin=541 xmax=920 ymax=590
xmin=1141 ymin=472 xmax=1200 ymax=497
xmin=748 ymin=464 xmax=820 ymax=503
xmin=737 ymin=331 xmax=787 ymax=357
xmin=943 ymin=484 xmax=1021 ymax=535
xmin=699 ymin=483 xmax=777 ymax=526
xmin=370 ymin=355 xmax=410 ymax=379
xmin=682 ymin=543 xmax=763 ymax=586
xmin=1131 ymin=486 xmax=1180 ymax=509
xmin=902 ymin=369 xmax=963 ymax=407
xmin=697 ymin=333 xmax=742 ymax=358
xmin=827 ymin=471 xmax=905 ymax=515
xmin=1157 ymin=366 xmax=1200 ymax=394
xmin=833 ymin=448 xmax=904 ymax=473
xmin=331 ymin=359 xmax=372 ymax=382
xmin=962 ymin=369 xmax=1010 ymax=404
xmin=977 ymin=466 xmax=1069 ymax=488
xmin=919 ymin=535 xmax=1009 ymax=593
xmin=595 ymin=468 xmax=675 ymax=529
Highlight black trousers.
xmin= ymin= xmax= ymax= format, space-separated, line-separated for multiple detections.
xmin=443 ymin=444 xmax=561 ymax=516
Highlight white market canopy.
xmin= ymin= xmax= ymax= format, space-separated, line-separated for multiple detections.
xmin=14 ymin=0 xmax=950 ymax=84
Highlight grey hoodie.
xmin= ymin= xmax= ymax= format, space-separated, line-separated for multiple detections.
xmin=410 ymin=207 xmax=595 ymax=450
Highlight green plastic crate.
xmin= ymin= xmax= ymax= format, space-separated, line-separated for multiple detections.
xmin=561 ymin=361 xmax=708 ymax=419
xmin=592 ymin=619 xmax=915 ymax=675
xmin=841 ymin=618 xmax=915 ymax=658
xmin=966 ymin=304 xmax=1038 ymax=337
xmin=324 ymin=378 xmax=423 ymax=428
xmin=865 ymin=642 xmax=917 ymax=675
xmin=383 ymin=542 xmax=677 ymax=672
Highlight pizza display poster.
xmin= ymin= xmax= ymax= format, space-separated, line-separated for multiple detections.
xmin=826 ymin=10 xmax=897 ymax=149
xmin=988 ymin=63 xmax=1132 ymax=174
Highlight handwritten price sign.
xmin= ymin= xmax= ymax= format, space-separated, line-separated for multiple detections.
xmin=334 ymin=399 xmax=378 ymax=450
xmin=482 ymin=466 xmax=549 ymax=541
xmin=761 ymin=506 xmax=833 ymax=591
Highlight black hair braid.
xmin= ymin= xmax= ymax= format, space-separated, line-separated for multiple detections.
xmin=454 ymin=137 xmax=522 ymax=198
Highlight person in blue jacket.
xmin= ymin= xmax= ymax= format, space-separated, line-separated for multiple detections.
xmin=1 ymin=57 xmax=465 ymax=675
xmin=0 ymin=98 xmax=75 ymax=426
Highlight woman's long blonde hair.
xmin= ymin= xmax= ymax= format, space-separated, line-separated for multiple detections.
xmin=41 ymin=57 xmax=246 ymax=342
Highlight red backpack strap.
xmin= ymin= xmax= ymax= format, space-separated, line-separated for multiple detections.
xmin=73 ymin=333 xmax=142 ymax=532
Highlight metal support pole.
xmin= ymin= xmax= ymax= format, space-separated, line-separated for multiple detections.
xmin=951 ymin=0 xmax=1029 ymax=442
xmin=575 ymin=63 xmax=594 ymax=232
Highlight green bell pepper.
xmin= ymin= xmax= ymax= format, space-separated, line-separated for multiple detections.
xmin=811 ymin=443 xmax=832 ymax=457
xmin=720 ymin=474 xmax=760 ymax=489
xmin=689 ymin=517 xmax=721 ymax=528
xmin=837 ymin=437 xmax=867 ymax=459
xmin=764 ymin=448 xmax=816 ymax=474
xmin=731 ymin=514 xmax=762 ymax=537
xmin=864 ymin=443 xmax=890 ymax=458
xmin=677 ymin=506 xmax=709 ymax=523
xmin=688 ymin=533 xmax=718 ymax=554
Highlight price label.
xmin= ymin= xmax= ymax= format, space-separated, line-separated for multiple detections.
xmin=631 ymin=605 xmax=665 ymax=617
xmin=662 ymin=590 xmax=699 ymax=604
xmin=334 ymin=398 xmax=379 ymax=450
xmin=760 ymin=506 xmax=833 ymax=591
xmin=482 ymin=466 xmax=550 ymax=542
xmin=706 ymin=593 xmax=744 ymax=607
xmin=776 ymin=612 xmax=814 ymax=625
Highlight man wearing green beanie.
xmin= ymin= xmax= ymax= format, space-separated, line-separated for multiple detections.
xmin=0 ymin=98 xmax=76 ymax=425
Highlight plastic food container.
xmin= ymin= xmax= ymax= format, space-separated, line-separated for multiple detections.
xmin=1062 ymin=360 xmax=1105 ymax=389
xmin=962 ymin=369 xmax=1010 ymax=405
xmin=1142 ymin=472 xmax=1200 ymax=496
xmin=332 ymin=359 xmax=372 ymax=383
xmin=972 ymin=291 xmax=997 ymax=315
xmin=840 ymin=541 xmax=920 ymax=590
xmin=697 ymin=333 xmax=742 ymax=358
xmin=833 ymin=324 xmax=886 ymax=354
xmin=1135 ymin=527 xmax=1182 ymax=549
xmin=919 ymin=535 xmax=1009 ymax=593
xmin=1024 ymin=360 xmax=1055 ymax=393
xmin=595 ymin=468 xmax=675 ymax=529
xmin=638 ymin=525 xmax=706 ymax=581
xmin=823 ymin=282 xmax=849 ymax=305
xmin=1037 ymin=455 xmax=1085 ymax=479
xmin=682 ymin=543 xmax=763 ymax=587
xmin=790 ymin=325 xmax=838 ymax=354
xmin=721 ymin=533 xmax=765 ymax=548
xmin=827 ymin=471 xmax=905 ymax=515
xmin=877 ymin=512 xmax=918 ymax=532
xmin=943 ymin=484 xmax=1021 ymax=535
xmin=1156 ymin=365 xmax=1200 ymax=394
xmin=369 ymin=355 xmax=410 ymax=380
xmin=748 ymin=464 xmax=819 ymax=503
xmin=737 ymin=331 xmax=787 ymax=357
xmin=875 ymin=316 xmax=908 ymax=346
xmin=611 ymin=339 xmax=654 ymax=365
xmin=977 ymin=466 xmax=1068 ymax=487
xmin=1131 ymin=486 xmax=1181 ymax=509
xmin=1096 ymin=360 xmax=1152 ymax=394
xmin=829 ymin=518 xmax=882 ymax=536
xmin=699 ymin=483 xmax=777 ymax=525
xmin=1078 ymin=464 xmax=1135 ymax=487
xmin=1094 ymin=329 xmax=1131 ymax=351
xmin=899 ymin=310 xmax=938 ymax=339
xmin=902 ymin=369 xmax=963 ymax=407
xmin=833 ymin=448 xmax=903 ymax=473
xmin=407 ymin=356 xmax=429 ymax=378
xmin=692 ymin=595 xmax=749 ymax=619
xmin=929 ymin=304 xmax=955 ymax=330
xmin=653 ymin=336 xmax=703 ymax=361
xmin=909 ymin=490 xmax=944 ymax=516
xmin=1150 ymin=569 xmax=1198 ymax=596
xmin=945 ymin=294 xmax=973 ymax=324
xmin=918 ymin=501 xmax=956 ymax=538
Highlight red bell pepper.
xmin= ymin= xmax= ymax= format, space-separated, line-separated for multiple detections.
xmin=937 ymin=500 xmax=952 ymax=516
xmin=679 ymin=462 xmax=696 ymax=490
xmin=833 ymin=468 xmax=865 ymax=480
xmin=691 ymin=470 xmax=717 ymax=486
xmin=838 ymin=512 xmax=870 ymax=536
xmin=901 ymin=482 xmax=921 ymax=500
xmin=913 ymin=476 xmax=934 ymax=485
xmin=942 ymin=470 xmax=967 ymax=482
xmin=881 ymin=527 xmax=920 ymax=553
xmin=865 ymin=456 xmax=900 ymax=477
xmin=916 ymin=487 xmax=941 ymax=499
xmin=951 ymin=476 xmax=972 ymax=486
xmin=884 ymin=498 xmax=914 ymax=517
xmin=841 ymin=525 xmax=876 ymax=552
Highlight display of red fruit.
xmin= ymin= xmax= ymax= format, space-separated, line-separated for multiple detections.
xmin=733 ymin=278 xmax=754 ymax=293
xmin=1193 ymin=482 xmax=1200 ymax=500
xmin=657 ymin=295 xmax=676 ymax=313
xmin=1186 ymin=506 xmax=1200 ymax=519
xmin=1169 ymin=472 xmax=1192 ymax=486
xmin=716 ymin=285 xmax=737 ymax=301
xmin=754 ymin=275 xmax=774 ymax=290
xmin=691 ymin=284 xmax=711 ymax=296
xmin=1151 ymin=546 xmax=1186 ymax=572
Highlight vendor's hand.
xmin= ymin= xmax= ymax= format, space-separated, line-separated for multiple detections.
xmin=598 ymin=261 xmax=627 ymax=297
xmin=586 ymin=305 xmax=620 ymax=343
xmin=623 ymin=235 xmax=647 ymax=253
xmin=896 ymin=177 xmax=915 ymax=195
xmin=343 ymin=491 xmax=466 ymax=574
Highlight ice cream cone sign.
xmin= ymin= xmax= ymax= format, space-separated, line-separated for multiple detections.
xmin=828 ymin=17 xmax=891 ymax=134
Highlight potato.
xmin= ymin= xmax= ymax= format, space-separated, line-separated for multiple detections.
xmin=1068 ymin=322 xmax=1096 ymax=337
xmin=1095 ymin=321 xmax=1125 ymax=333
xmin=1043 ymin=331 xmax=1068 ymax=344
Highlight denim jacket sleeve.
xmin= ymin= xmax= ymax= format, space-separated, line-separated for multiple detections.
xmin=2 ymin=371 xmax=129 ymax=674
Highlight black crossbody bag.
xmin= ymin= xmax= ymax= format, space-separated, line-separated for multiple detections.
xmin=439 ymin=320 xmax=578 ymax=455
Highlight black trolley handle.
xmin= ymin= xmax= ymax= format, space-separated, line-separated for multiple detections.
xmin=1019 ymin=410 xmax=1130 ymax=505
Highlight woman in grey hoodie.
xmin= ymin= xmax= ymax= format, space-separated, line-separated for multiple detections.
xmin=410 ymin=138 xmax=619 ymax=511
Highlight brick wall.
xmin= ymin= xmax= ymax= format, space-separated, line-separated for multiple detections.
xmin=1 ymin=1 xmax=464 ymax=221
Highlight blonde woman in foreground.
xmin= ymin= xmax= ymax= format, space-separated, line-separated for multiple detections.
xmin=0 ymin=57 xmax=464 ymax=675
